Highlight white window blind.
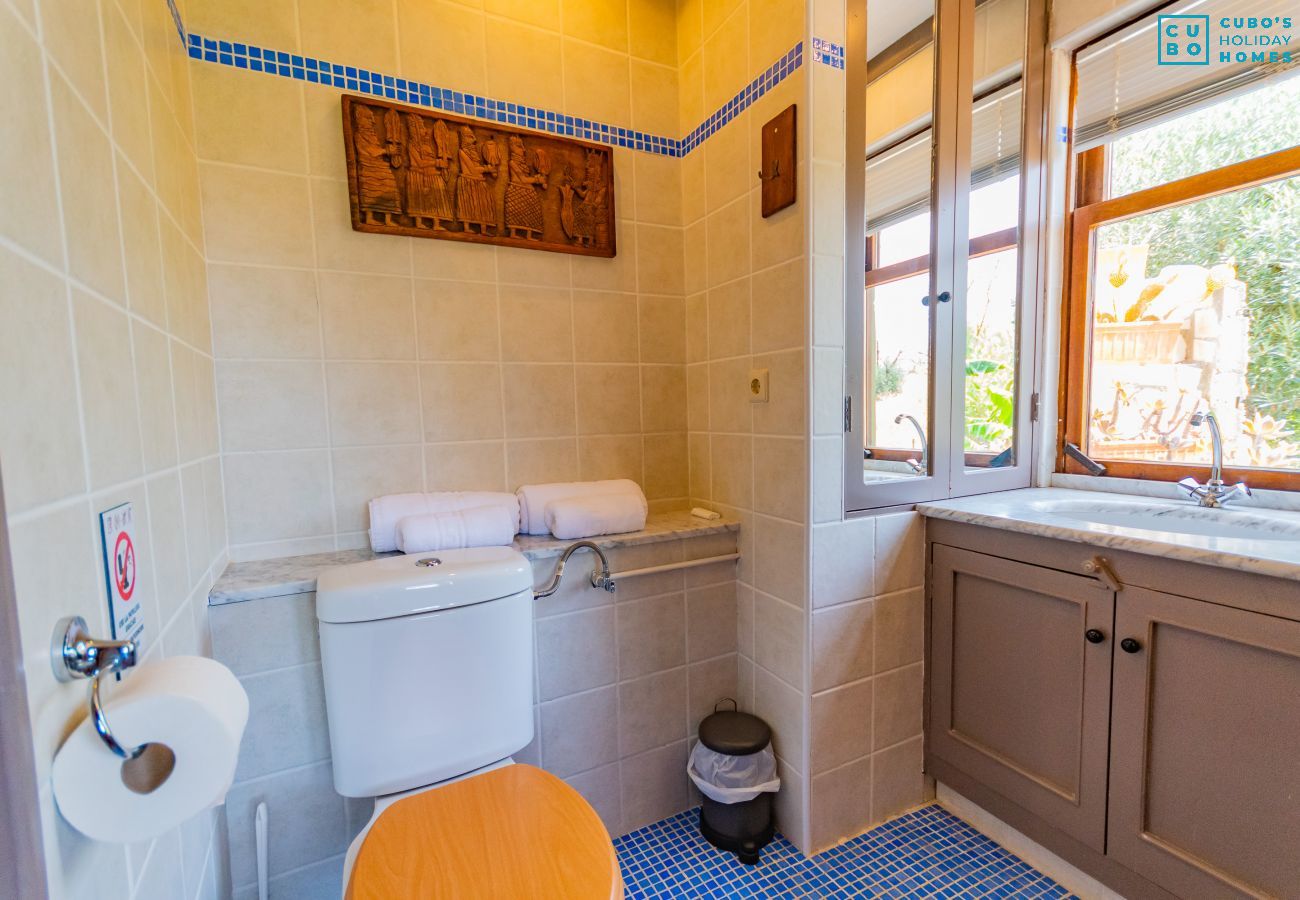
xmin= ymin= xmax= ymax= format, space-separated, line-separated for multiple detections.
xmin=1073 ymin=0 xmax=1299 ymax=150
xmin=866 ymin=82 xmax=1022 ymax=232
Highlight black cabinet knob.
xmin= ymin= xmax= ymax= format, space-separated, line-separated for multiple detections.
xmin=1085 ymin=628 xmax=1105 ymax=644
xmin=1120 ymin=637 xmax=1142 ymax=654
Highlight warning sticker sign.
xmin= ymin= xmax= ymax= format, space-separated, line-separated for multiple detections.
xmin=100 ymin=502 xmax=144 ymax=653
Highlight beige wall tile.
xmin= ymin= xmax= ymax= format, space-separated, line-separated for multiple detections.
xmin=702 ymin=4 xmax=747 ymax=110
xmin=629 ymin=0 xmax=677 ymax=64
xmin=132 ymin=320 xmax=179 ymax=473
xmin=312 ymin=177 xmax=412 ymax=274
xmin=209 ymin=265 xmax=322 ymax=360
xmin=751 ymin=347 xmax=805 ymax=436
xmin=621 ymin=740 xmax=689 ymax=833
xmin=875 ymin=512 xmax=924 ymax=594
xmin=396 ymin=0 xmax=485 ymax=91
xmin=874 ymin=663 xmax=923 ymax=750
xmin=412 ymin=238 xmax=498 ymax=282
xmin=573 ymin=291 xmax=639 ymax=363
xmin=686 ymin=362 xmax=709 ymax=431
xmin=202 ymin=163 xmax=314 ymax=267
xmin=687 ymin=431 xmax=710 ymax=499
xmin=812 ymin=679 xmax=873 ymax=773
xmin=751 ymin=257 xmax=806 ymax=353
xmin=688 ymin=654 xmax=738 ymax=732
xmin=303 ymin=88 xmax=349 ymax=180
xmin=676 ymin=0 xmax=704 ymax=60
xmin=331 ymin=444 xmax=423 ymax=532
xmin=498 ymin=246 xmax=572 ymax=288
xmin=753 ymin=588 xmax=804 ymax=688
xmin=425 ymin=440 xmax=507 ymax=491
xmin=499 ymin=286 xmax=574 ymax=362
xmin=686 ymin=582 xmax=736 ymax=661
xmin=709 ymin=433 xmax=751 ymax=508
xmin=73 ymin=290 xmax=143 ymax=488
xmin=562 ymin=40 xmax=632 ymax=127
xmin=299 ymin=0 xmax=398 ymax=70
xmin=641 ymin=365 xmax=687 ymax=432
xmin=619 ymin=668 xmax=688 ymax=756
xmin=565 ymin=763 xmax=623 ymax=835
xmin=704 ymin=119 xmax=750 ymax=212
xmin=541 ymin=686 xmax=620 ymax=777
xmin=415 ymin=279 xmax=500 ymax=361
xmin=752 ymin=179 xmax=805 ymax=270
xmin=506 ymin=437 xmax=579 ymax=487
xmin=116 ymin=163 xmax=166 ymax=325
xmin=563 ymin=0 xmax=629 ymax=51
xmin=753 ymin=436 xmax=806 ymax=522
xmin=707 ymin=278 xmax=750 ymax=360
xmin=485 ymin=20 xmax=564 ymax=111
xmin=617 ymin=593 xmax=686 ymax=679
xmin=420 ymin=362 xmax=504 ymax=441
xmin=577 ymin=434 xmax=643 ymax=482
xmin=874 ymin=587 xmax=924 ymax=674
xmin=812 ymin=517 xmax=876 ymax=609
xmin=643 ymin=432 xmax=687 ymax=499
xmin=0 ymin=7 xmax=61 ymax=263
xmin=707 ymin=356 xmax=750 ymax=433
xmin=753 ymin=514 xmax=806 ymax=607
xmin=217 ymin=361 xmax=328 ymax=451
xmin=51 ymin=75 xmax=125 ymax=302
xmin=104 ymin=5 xmax=153 ymax=185
xmin=537 ymin=606 xmax=617 ymax=700
xmin=193 ymin=64 xmax=307 ymax=172
xmin=325 ymin=361 xmax=422 ymax=446
xmin=629 ymin=60 xmax=679 ymax=136
xmin=813 ymin=599 xmax=874 ymax=693
xmin=187 ymin=0 xmax=300 ymax=50
xmin=752 ymin=663 xmax=805 ymax=771
xmin=0 ymin=248 xmax=85 ymax=512
xmin=685 ymin=290 xmax=707 ymax=362
xmin=810 ymin=755 xmax=873 ymax=851
xmin=632 ymin=153 xmax=682 ymax=227
xmin=319 ymin=272 xmax=416 ymax=360
xmin=635 ymin=225 xmax=685 ymax=296
xmin=571 ymin=232 xmax=637 ymax=293
xmin=502 ymin=363 xmax=576 ymax=437
xmin=224 ymin=451 xmax=334 ymax=545
xmin=42 ymin=0 xmax=109 ymax=125
xmin=871 ymin=736 xmax=925 ymax=822
xmin=705 ymin=197 xmax=751 ymax=287
xmin=575 ymin=364 xmax=641 ymax=434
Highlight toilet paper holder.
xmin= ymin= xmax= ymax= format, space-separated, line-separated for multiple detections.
xmin=51 ymin=615 xmax=148 ymax=760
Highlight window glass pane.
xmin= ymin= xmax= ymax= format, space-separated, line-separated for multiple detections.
xmin=863 ymin=0 xmax=935 ymax=483
xmin=876 ymin=210 xmax=930 ymax=268
xmin=1108 ymin=75 xmax=1300 ymax=197
xmin=960 ymin=0 xmax=1026 ymax=470
xmin=965 ymin=247 xmax=1019 ymax=456
xmin=867 ymin=272 xmax=931 ymax=476
xmin=1087 ymin=174 xmax=1300 ymax=471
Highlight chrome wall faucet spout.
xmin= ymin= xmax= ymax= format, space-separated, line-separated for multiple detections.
xmin=1178 ymin=411 xmax=1251 ymax=508
xmin=894 ymin=413 xmax=928 ymax=475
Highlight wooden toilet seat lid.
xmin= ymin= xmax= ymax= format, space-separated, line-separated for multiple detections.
xmin=346 ymin=764 xmax=623 ymax=900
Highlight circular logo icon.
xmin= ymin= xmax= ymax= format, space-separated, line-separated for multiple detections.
xmin=114 ymin=532 xmax=136 ymax=602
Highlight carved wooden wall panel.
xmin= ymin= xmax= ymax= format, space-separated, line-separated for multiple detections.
xmin=341 ymin=95 xmax=617 ymax=258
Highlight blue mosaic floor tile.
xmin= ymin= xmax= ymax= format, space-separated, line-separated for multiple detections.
xmin=613 ymin=804 xmax=1079 ymax=899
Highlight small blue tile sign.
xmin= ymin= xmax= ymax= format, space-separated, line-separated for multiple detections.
xmin=99 ymin=502 xmax=144 ymax=655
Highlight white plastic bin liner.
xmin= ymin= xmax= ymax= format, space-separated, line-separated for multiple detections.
xmin=688 ymin=741 xmax=781 ymax=804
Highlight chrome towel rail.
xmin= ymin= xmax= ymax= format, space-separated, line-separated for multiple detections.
xmin=534 ymin=543 xmax=740 ymax=600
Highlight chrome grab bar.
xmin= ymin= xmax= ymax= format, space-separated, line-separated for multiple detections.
xmin=534 ymin=541 xmax=616 ymax=600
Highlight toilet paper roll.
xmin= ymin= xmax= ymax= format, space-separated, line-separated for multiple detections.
xmin=52 ymin=655 xmax=249 ymax=844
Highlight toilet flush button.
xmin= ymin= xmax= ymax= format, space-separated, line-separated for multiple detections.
xmin=415 ymin=557 xmax=442 ymax=567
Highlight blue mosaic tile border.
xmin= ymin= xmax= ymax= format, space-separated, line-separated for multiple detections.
xmin=614 ymin=804 xmax=1079 ymax=899
xmin=813 ymin=37 xmax=846 ymax=70
xmin=186 ymin=32 xmax=805 ymax=158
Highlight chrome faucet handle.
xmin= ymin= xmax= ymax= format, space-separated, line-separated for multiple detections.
xmin=1177 ymin=476 xmax=1206 ymax=499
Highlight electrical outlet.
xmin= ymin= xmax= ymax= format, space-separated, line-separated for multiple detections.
xmin=748 ymin=368 xmax=769 ymax=403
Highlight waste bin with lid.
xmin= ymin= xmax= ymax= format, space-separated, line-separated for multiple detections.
xmin=688 ymin=699 xmax=780 ymax=865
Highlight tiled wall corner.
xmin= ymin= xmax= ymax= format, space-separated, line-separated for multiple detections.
xmin=0 ymin=0 xmax=227 ymax=896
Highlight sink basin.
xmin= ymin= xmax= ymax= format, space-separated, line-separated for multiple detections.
xmin=1029 ymin=499 xmax=1300 ymax=543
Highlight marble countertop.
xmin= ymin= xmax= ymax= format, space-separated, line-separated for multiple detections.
xmin=209 ymin=509 xmax=739 ymax=604
xmin=917 ymin=488 xmax=1300 ymax=582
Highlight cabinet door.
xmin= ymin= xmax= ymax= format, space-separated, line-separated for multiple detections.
xmin=1109 ymin=587 xmax=1300 ymax=899
xmin=929 ymin=545 xmax=1114 ymax=850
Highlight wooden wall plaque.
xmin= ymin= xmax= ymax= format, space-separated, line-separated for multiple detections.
xmin=341 ymin=95 xmax=617 ymax=257
xmin=759 ymin=104 xmax=797 ymax=218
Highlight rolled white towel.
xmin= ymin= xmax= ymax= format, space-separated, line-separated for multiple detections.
xmin=516 ymin=479 xmax=643 ymax=535
xmin=544 ymin=493 xmax=648 ymax=540
xmin=395 ymin=505 xmax=518 ymax=554
xmin=368 ymin=492 xmax=519 ymax=552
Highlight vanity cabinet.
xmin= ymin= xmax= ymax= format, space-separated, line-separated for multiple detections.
xmin=926 ymin=521 xmax=1300 ymax=900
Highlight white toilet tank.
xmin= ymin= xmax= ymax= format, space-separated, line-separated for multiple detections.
xmin=316 ymin=547 xmax=535 ymax=798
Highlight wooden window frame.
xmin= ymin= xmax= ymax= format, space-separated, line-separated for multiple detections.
xmin=1058 ymin=138 xmax=1300 ymax=491
xmin=864 ymin=224 xmax=1020 ymax=468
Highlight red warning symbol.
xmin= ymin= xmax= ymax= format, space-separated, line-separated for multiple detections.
xmin=114 ymin=531 xmax=136 ymax=602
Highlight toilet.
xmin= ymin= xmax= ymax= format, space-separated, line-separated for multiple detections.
xmin=315 ymin=547 xmax=622 ymax=899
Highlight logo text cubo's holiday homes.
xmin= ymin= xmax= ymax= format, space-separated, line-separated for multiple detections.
xmin=1158 ymin=14 xmax=1294 ymax=66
